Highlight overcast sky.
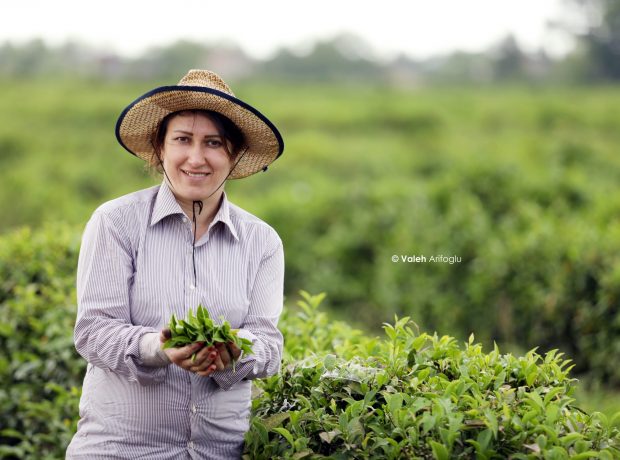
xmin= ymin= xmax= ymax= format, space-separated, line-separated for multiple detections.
xmin=1 ymin=0 xmax=570 ymax=60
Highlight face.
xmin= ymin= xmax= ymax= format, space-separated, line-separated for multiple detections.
xmin=161 ymin=113 xmax=233 ymax=208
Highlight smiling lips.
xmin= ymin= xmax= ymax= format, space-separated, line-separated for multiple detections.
xmin=182 ymin=169 xmax=211 ymax=178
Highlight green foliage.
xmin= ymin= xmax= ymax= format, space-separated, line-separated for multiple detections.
xmin=163 ymin=305 xmax=253 ymax=367
xmin=245 ymin=293 xmax=620 ymax=459
xmin=559 ymin=0 xmax=620 ymax=82
xmin=237 ymin=84 xmax=620 ymax=385
xmin=0 ymin=37 xmax=554 ymax=84
xmin=0 ymin=221 xmax=618 ymax=458
xmin=277 ymin=291 xmax=374 ymax=362
xmin=1 ymin=81 xmax=620 ymax=385
xmin=2 ymin=79 xmax=620 ymax=456
xmin=0 ymin=224 xmax=83 ymax=459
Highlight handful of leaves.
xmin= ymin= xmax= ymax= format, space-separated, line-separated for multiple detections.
xmin=163 ymin=305 xmax=253 ymax=371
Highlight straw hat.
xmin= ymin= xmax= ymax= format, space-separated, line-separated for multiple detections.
xmin=115 ymin=69 xmax=284 ymax=179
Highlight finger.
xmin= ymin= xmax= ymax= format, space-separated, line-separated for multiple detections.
xmin=227 ymin=341 xmax=241 ymax=360
xmin=192 ymin=345 xmax=215 ymax=364
xmin=215 ymin=342 xmax=231 ymax=367
xmin=160 ymin=328 xmax=171 ymax=343
xmin=196 ymin=364 xmax=217 ymax=377
xmin=212 ymin=353 xmax=226 ymax=372
xmin=181 ymin=343 xmax=207 ymax=367
xmin=169 ymin=342 xmax=204 ymax=367
xmin=190 ymin=348 xmax=218 ymax=372
xmin=163 ymin=346 xmax=190 ymax=363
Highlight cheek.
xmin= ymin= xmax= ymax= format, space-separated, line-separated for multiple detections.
xmin=215 ymin=151 xmax=234 ymax=170
xmin=161 ymin=147 xmax=182 ymax=167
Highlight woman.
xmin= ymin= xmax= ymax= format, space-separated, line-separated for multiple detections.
xmin=66 ymin=70 xmax=285 ymax=459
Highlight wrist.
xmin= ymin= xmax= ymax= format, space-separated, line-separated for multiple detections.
xmin=139 ymin=332 xmax=171 ymax=367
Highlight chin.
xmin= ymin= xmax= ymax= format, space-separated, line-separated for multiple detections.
xmin=189 ymin=189 xmax=223 ymax=202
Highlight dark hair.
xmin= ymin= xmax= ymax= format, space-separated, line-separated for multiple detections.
xmin=148 ymin=109 xmax=246 ymax=175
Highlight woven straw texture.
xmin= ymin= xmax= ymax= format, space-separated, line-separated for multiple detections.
xmin=117 ymin=70 xmax=283 ymax=179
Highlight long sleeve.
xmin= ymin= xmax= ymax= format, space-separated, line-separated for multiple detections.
xmin=212 ymin=238 xmax=284 ymax=390
xmin=74 ymin=210 xmax=167 ymax=385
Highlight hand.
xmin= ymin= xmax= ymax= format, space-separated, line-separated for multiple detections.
xmin=159 ymin=328 xmax=218 ymax=377
xmin=213 ymin=341 xmax=242 ymax=370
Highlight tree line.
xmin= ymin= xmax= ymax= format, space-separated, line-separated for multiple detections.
xmin=0 ymin=1 xmax=618 ymax=85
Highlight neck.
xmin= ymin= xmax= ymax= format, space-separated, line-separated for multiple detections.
xmin=171 ymin=187 xmax=225 ymax=230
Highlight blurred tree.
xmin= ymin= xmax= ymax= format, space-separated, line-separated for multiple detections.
xmin=492 ymin=35 xmax=527 ymax=81
xmin=127 ymin=40 xmax=213 ymax=80
xmin=0 ymin=39 xmax=49 ymax=76
xmin=562 ymin=0 xmax=620 ymax=81
xmin=419 ymin=52 xmax=493 ymax=85
xmin=260 ymin=34 xmax=382 ymax=82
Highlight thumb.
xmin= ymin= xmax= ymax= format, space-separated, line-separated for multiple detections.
xmin=160 ymin=328 xmax=172 ymax=343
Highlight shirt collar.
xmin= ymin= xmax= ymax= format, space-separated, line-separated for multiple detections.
xmin=209 ymin=190 xmax=239 ymax=242
xmin=150 ymin=181 xmax=239 ymax=242
xmin=150 ymin=180 xmax=184 ymax=226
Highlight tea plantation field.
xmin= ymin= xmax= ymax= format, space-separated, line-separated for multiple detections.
xmin=1 ymin=78 xmax=620 ymax=457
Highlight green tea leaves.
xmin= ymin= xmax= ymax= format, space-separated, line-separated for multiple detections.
xmin=245 ymin=294 xmax=620 ymax=458
xmin=163 ymin=305 xmax=253 ymax=369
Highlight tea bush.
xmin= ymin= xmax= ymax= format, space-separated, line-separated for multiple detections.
xmin=237 ymin=85 xmax=620 ymax=385
xmin=1 ymin=226 xmax=619 ymax=458
xmin=2 ymin=81 xmax=620 ymax=384
xmin=0 ymin=224 xmax=84 ymax=458
xmin=245 ymin=292 xmax=620 ymax=459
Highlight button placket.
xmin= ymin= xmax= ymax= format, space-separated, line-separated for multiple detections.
xmin=186 ymin=220 xmax=196 ymax=294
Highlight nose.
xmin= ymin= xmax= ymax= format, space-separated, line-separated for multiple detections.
xmin=186 ymin=142 xmax=207 ymax=167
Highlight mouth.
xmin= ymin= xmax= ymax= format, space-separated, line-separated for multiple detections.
xmin=181 ymin=169 xmax=211 ymax=178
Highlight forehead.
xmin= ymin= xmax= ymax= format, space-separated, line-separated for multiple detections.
xmin=166 ymin=112 xmax=219 ymax=134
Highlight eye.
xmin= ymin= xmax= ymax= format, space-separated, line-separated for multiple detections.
xmin=173 ymin=136 xmax=190 ymax=143
xmin=206 ymin=138 xmax=223 ymax=148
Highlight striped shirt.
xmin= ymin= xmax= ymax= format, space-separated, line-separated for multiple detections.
xmin=66 ymin=181 xmax=284 ymax=459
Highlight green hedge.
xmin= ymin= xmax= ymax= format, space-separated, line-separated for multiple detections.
xmin=255 ymin=180 xmax=620 ymax=384
xmin=2 ymin=82 xmax=620 ymax=385
xmin=237 ymin=86 xmax=620 ymax=385
xmin=0 ymin=225 xmax=83 ymax=458
xmin=0 ymin=225 xmax=619 ymax=458
xmin=247 ymin=292 xmax=620 ymax=458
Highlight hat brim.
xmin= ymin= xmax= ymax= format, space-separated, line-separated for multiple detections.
xmin=115 ymin=85 xmax=284 ymax=179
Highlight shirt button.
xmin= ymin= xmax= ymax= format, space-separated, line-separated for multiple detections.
xmin=189 ymin=284 xmax=195 ymax=290
xmin=191 ymin=404 xmax=197 ymax=414
xmin=188 ymin=441 xmax=194 ymax=450
xmin=182 ymin=216 xmax=188 ymax=223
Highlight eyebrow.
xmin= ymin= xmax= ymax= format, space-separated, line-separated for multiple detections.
xmin=171 ymin=130 xmax=222 ymax=138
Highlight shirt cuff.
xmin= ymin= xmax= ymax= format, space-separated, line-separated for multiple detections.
xmin=211 ymin=330 xmax=263 ymax=391
xmin=139 ymin=332 xmax=171 ymax=367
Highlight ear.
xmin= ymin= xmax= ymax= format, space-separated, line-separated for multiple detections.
xmin=225 ymin=139 xmax=235 ymax=158
xmin=156 ymin=149 xmax=166 ymax=171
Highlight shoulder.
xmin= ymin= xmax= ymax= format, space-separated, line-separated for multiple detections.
xmin=84 ymin=185 xmax=160 ymax=245
xmin=228 ymin=201 xmax=282 ymax=252
xmin=93 ymin=184 xmax=160 ymax=218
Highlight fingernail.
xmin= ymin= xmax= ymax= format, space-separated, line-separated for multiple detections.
xmin=209 ymin=352 xmax=216 ymax=359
